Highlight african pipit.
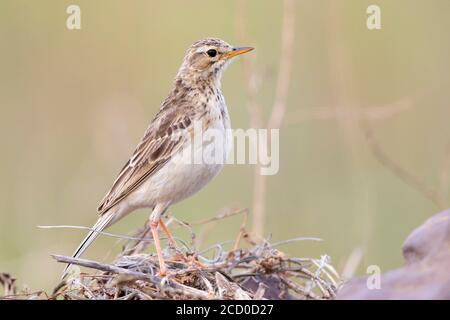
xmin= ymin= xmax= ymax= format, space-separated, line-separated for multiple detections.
xmin=63 ymin=38 xmax=253 ymax=277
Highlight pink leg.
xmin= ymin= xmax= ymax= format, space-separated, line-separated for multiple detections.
xmin=159 ymin=218 xmax=177 ymax=249
xmin=150 ymin=220 xmax=167 ymax=276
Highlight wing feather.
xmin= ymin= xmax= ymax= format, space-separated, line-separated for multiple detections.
xmin=97 ymin=106 xmax=193 ymax=215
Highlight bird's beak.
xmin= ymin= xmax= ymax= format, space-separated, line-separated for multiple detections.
xmin=223 ymin=47 xmax=254 ymax=59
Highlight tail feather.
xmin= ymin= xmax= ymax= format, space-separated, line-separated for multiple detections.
xmin=62 ymin=213 xmax=115 ymax=279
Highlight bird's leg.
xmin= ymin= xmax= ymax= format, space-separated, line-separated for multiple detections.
xmin=159 ymin=218 xmax=177 ymax=249
xmin=149 ymin=204 xmax=169 ymax=276
xmin=150 ymin=220 xmax=167 ymax=276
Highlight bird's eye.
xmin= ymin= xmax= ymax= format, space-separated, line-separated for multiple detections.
xmin=206 ymin=49 xmax=217 ymax=57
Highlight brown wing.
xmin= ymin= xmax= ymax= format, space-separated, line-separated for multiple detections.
xmin=97 ymin=104 xmax=194 ymax=215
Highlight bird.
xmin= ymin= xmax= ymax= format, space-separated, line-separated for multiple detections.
xmin=63 ymin=38 xmax=254 ymax=278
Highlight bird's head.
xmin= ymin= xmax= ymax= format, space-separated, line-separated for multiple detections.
xmin=176 ymin=38 xmax=253 ymax=85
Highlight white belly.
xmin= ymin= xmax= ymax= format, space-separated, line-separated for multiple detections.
xmin=127 ymin=113 xmax=231 ymax=209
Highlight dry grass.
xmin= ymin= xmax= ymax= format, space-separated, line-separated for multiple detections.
xmin=48 ymin=243 xmax=339 ymax=300
xmin=1 ymin=209 xmax=341 ymax=300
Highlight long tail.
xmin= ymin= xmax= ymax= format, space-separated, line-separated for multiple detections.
xmin=61 ymin=212 xmax=115 ymax=279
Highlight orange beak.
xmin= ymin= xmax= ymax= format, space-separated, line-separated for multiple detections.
xmin=223 ymin=47 xmax=254 ymax=59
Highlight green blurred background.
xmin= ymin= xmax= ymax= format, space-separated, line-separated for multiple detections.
xmin=1 ymin=0 xmax=449 ymax=293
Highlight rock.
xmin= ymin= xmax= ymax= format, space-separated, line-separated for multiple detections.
xmin=337 ymin=209 xmax=450 ymax=300
xmin=402 ymin=210 xmax=450 ymax=264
